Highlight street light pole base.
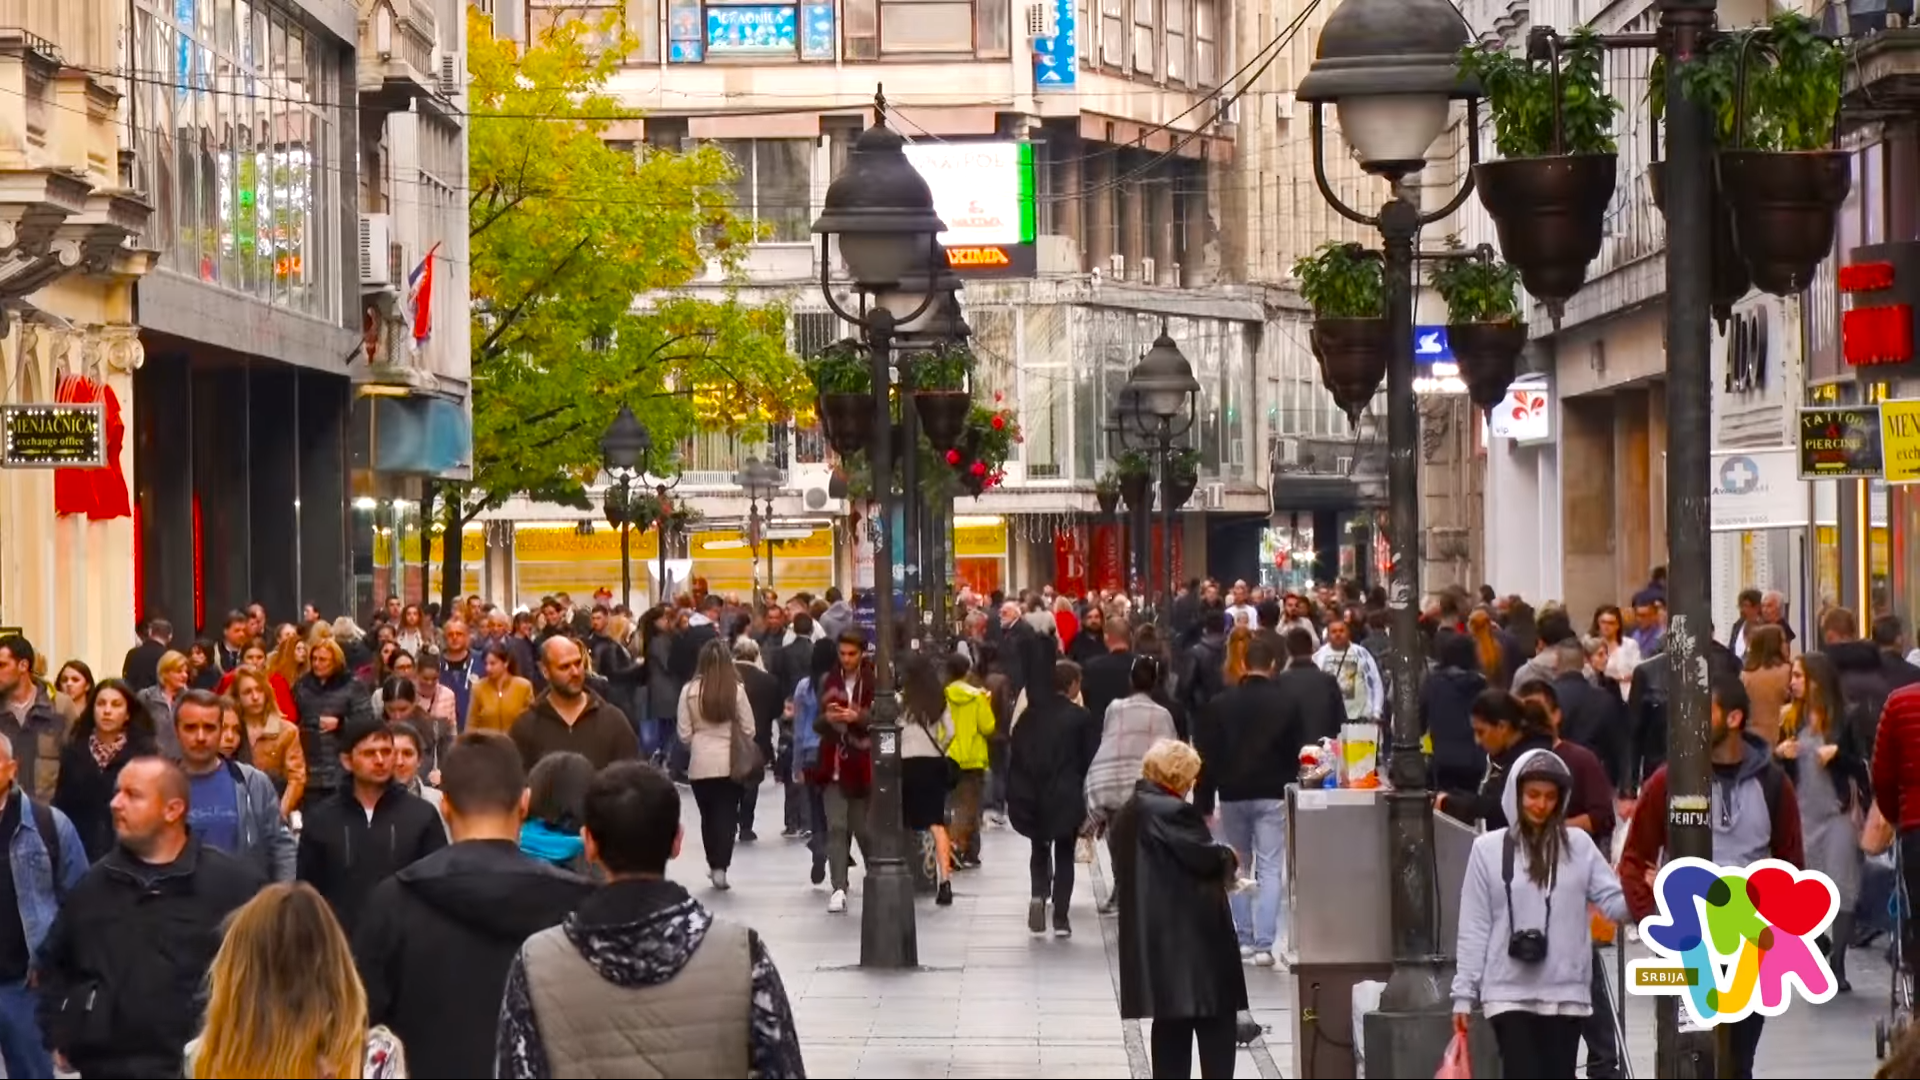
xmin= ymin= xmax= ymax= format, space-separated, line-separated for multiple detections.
xmin=859 ymin=859 xmax=920 ymax=968
xmin=1363 ymin=1002 xmax=1473 ymax=1080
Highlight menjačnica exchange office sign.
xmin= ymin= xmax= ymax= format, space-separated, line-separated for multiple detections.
xmin=1797 ymin=406 xmax=1884 ymax=480
xmin=0 ymin=404 xmax=104 ymax=469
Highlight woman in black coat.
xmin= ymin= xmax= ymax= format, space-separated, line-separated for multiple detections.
xmin=292 ymin=639 xmax=374 ymax=806
xmin=1008 ymin=657 xmax=1099 ymax=938
xmin=1110 ymin=739 xmax=1248 ymax=1079
xmin=1422 ymin=630 xmax=1489 ymax=793
xmin=52 ymin=679 xmax=158 ymax=860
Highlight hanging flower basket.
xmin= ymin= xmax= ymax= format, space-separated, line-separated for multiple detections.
xmin=1459 ymin=28 xmax=1623 ymax=307
xmin=913 ymin=391 xmax=972 ymax=452
xmin=1473 ymin=155 xmax=1617 ymax=305
xmin=1309 ymin=318 xmax=1391 ymax=426
xmin=1446 ymin=322 xmax=1530 ymax=413
xmin=1167 ymin=474 xmax=1199 ymax=511
xmin=602 ymin=487 xmax=631 ymax=528
xmin=1718 ymin=151 xmax=1851 ymax=296
xmin=942 ymin=400 xmax=1019 ymax=495
xmin=1117 ymin=472 xmax=1152 ymax=511
xmin=1095 ymin=473 xmax=1122 ymax=515
xmin=1647 ymin=162 xmax=1751 ymax=322
xmin=819 ymin=394 xmax=874 ymax=457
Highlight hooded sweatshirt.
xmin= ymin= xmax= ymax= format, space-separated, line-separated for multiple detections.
xmin=1451 ymin=749 xmax=1628 ymax=1018
xmin=352 ymin=839 xmax=594 ymax=1078
xmin=496 ymin=878 xmax=806 ymax=1079
xmin=944 ymin=680 xmax=997 ymax=771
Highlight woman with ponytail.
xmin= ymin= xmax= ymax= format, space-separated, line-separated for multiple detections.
xmin=1436 ymin=690 xmax=1558 ymax=830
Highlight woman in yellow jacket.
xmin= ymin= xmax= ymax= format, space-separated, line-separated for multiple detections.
xmin=469 ymin=644 xmax=535 ymax=734
xmin=943 ymin=652 xmax=997 ymax=868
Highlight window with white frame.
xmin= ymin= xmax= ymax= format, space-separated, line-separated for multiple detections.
xmin=1099 ymin=0 xmax=1124 ymax=66
xmin=1132 ymin=0 xmax=1154 ymax=75
xmin=1164 ymin=0 xmax=1185 ymax=83
xmin=1194 ymin=0 xmax=1216 ymax=85
xmin=714 ymin=139 xmax=813 ymax=242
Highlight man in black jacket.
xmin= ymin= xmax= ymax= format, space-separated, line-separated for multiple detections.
xmin=1079 ymin=618 xmax=1134 ymax=728
xmin=36 ymin=757 xmax=262 ymax=1078
xmin=1274 ymin=627 xmax=1345 ymax=746
xmin=1191 ymin=637 xmax=1300 ymax=966
xmin=354 ymin=731 xmax=593 ymax=1079
xmin=298 ymin=718 xmax=448 ymax=935
xmin=733 ymin=638 xmax=784 ymax=843
xmin=1873 ymin=614 xmax=1920 ymax=693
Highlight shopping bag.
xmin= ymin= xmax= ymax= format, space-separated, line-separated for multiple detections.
xmin=1075 ymin=835 xmax=1096 ymax=864
xmin=1590 ymin=904 xmax=1618 ymax=945
xmin=1435 ymin=1030 xmax=1471 ymax=1080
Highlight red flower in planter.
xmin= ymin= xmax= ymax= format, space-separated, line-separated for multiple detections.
xmin=946 ymin=449 xmax=961 ymax=465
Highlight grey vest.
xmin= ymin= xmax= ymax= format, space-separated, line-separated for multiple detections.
xmin=522 ymin=920 xmax=754 ymax=1079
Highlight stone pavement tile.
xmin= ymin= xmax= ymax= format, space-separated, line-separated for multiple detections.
xmin=667 ymin=784 xmax=1134 ymax=1076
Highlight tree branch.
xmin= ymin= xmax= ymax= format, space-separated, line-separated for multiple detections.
xmin=469 ymin=191 xmax=533 ymax=241
xmin=476 ymin=237 xmax=592 ymax=363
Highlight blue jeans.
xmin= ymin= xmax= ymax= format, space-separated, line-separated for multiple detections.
xmin=1216 ymin=798 xmax=1287 ymax=952
xmin=0 ymin=978 xmax=50 ymax=1078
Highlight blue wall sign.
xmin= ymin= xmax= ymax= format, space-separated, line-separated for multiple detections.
xmin=801 ymin=3 xmax=835 ymax=58
xmin=668 ymin=0 xmax=704 ymax=62
xmin=706 ymin=4 xmax=798 ymax=53
xmin=1413 ymin=326 xmax=1453 ymax=364
xmin=1032 ymin=0 xmax=1076 ymax=90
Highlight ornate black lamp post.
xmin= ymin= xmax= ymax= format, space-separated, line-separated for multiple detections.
xmin=1295 ymin=1 xmax=1481 ymax=1074
xmin=599 ymin=405 xmax=652 ymax=612
xmin=734 ymin=456 xmax=782 ymax=611
xmin=811 ymin=88 xmax=963 ymax=969
xmin=1117 ymin=327 xmax=1199 ymax=623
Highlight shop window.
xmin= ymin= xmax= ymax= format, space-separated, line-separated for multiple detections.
xmin=713 ymin=139 xmax=814 ymax=243
xmin=668 ymin=0 xmax=836 ymax=60
xmin=139 ymin=0 xmax=337 ymax=318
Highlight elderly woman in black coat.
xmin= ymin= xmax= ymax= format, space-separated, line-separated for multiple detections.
xmin=1008 ymin=657 xmax=1100 ymax=939
xmin=1110 ymin=738 xmax=1248 ymax=1079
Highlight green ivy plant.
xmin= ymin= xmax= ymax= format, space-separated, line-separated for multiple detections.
xmin=805 ymin=338 xmax=871 ymax=395
xmin=1458 ymin=26 xmax=1620 ymax=157
xmin=1429 ymin=247 xmax=1522 ymax=324
xmin=1292 ymin=242 xmax=1384 ymax=320
xmin=1094 ymin=471 xmax=1122 ymax=498
xmin=1170 ymin=447 xmax=1202 ymax=482
xmin=1114 ymin=449 xmax=1154 ymax=479
xmin=906 ymin=342 xmax=973 ymax=392
xmin=1662 ymin=13 xmax=1843 ymax=153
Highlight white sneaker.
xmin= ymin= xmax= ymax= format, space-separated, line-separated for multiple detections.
xmin=1252 ymin=951 xmax=1276 ymax=967
xmin=828 ymin=888 xmax=848 ymax=914
xmin=710 ymin=869 xmax=730 ymax=891
xmin=1240 ymin=946 xmax=1255 ymax=960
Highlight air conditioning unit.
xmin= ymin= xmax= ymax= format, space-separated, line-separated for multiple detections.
xmin=793 ymin=464 xmax=845 ymax=515
xmin=360 ymin=214 xmax=394 ymax=287
xmin=1107 ymin=252 xmax=1125 ymax=277
xmin=439 ymin=51 xmax=461 ymax=96
xmin=1025 ymin=1 xmax=1057 ymax=38
xmin=1275 ymin=438 xmax=1300 ymax=466
xmin=1138 ymin=256 xmax=1156 ymax=283
xmin=1336 ymin=455 xmax=1353 ymax=475
xmin=1202 ymin=482 xmax=1226 ymax=510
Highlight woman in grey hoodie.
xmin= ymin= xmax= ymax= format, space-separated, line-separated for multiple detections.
xmin=1451 ymin=748 xmax=1629 ymax=1077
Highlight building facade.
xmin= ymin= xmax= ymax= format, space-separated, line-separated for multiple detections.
xmin=0 ymin=0 xmax=472 ymax=673
xmin=0 ymin=13 xmax=155 ymax=670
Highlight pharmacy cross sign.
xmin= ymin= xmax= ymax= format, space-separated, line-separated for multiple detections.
xmin=1719 ymin=456 xmax=1761 ymax=495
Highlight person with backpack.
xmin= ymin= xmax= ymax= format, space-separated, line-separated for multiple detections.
xmin=0 ymin=728 xmax=88 ymax=1078
xmin=1618 ymin=675 xmax=1804 ymax=1080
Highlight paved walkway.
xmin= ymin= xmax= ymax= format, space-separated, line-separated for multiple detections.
xmin=676 ymin=782 xmax=1890 ymax=1078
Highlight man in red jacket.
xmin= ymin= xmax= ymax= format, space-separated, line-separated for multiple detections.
xmin=1618 ymin=675 xmax=1803 ymax=1080
xmin=810 ymin=630 xmax=875 ymax=915
xmin=1873 ymin=680 xmax=1920 ymax=966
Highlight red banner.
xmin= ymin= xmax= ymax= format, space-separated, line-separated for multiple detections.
xmin=1053 ymin=528 xmax=1087 ymax=598
xmin=1090 ymin=525 xmax=1125 ymax=594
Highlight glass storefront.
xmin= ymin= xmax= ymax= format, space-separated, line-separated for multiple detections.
xmin=508 ymin=522 xmax=835 ymax=609
xmin=953 ymin=517 xmax=1008 ymax=597
xmin=131 ymin=0 xmax=342 ymax=319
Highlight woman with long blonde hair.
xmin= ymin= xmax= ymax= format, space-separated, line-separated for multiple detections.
xmin=187 ymin=882 xmax=405 ymax=1078
xmin=1222 ymin=627 xmax=1252 ymax=687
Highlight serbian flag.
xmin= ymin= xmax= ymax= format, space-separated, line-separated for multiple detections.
xmin=406 ymin=243 xmax=440 ymax=347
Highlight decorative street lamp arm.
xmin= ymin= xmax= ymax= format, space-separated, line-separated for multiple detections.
xmin=1307 ymin=101 xmax=1485 ymax=231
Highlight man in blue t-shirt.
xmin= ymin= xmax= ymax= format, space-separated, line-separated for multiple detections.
xmin=173 ymin=690 xmax=295 ymax=882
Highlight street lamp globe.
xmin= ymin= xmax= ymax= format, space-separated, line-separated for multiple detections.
xmin=1294 ymin=0 xmax=1480 ymax=180
xmin=600 ymin=405 xmax=651 ymax=477
xmin=1128 ymin=330 xmax=1201 ymax=426
xmin=812 ymin=122 xmax=947 ymax=299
